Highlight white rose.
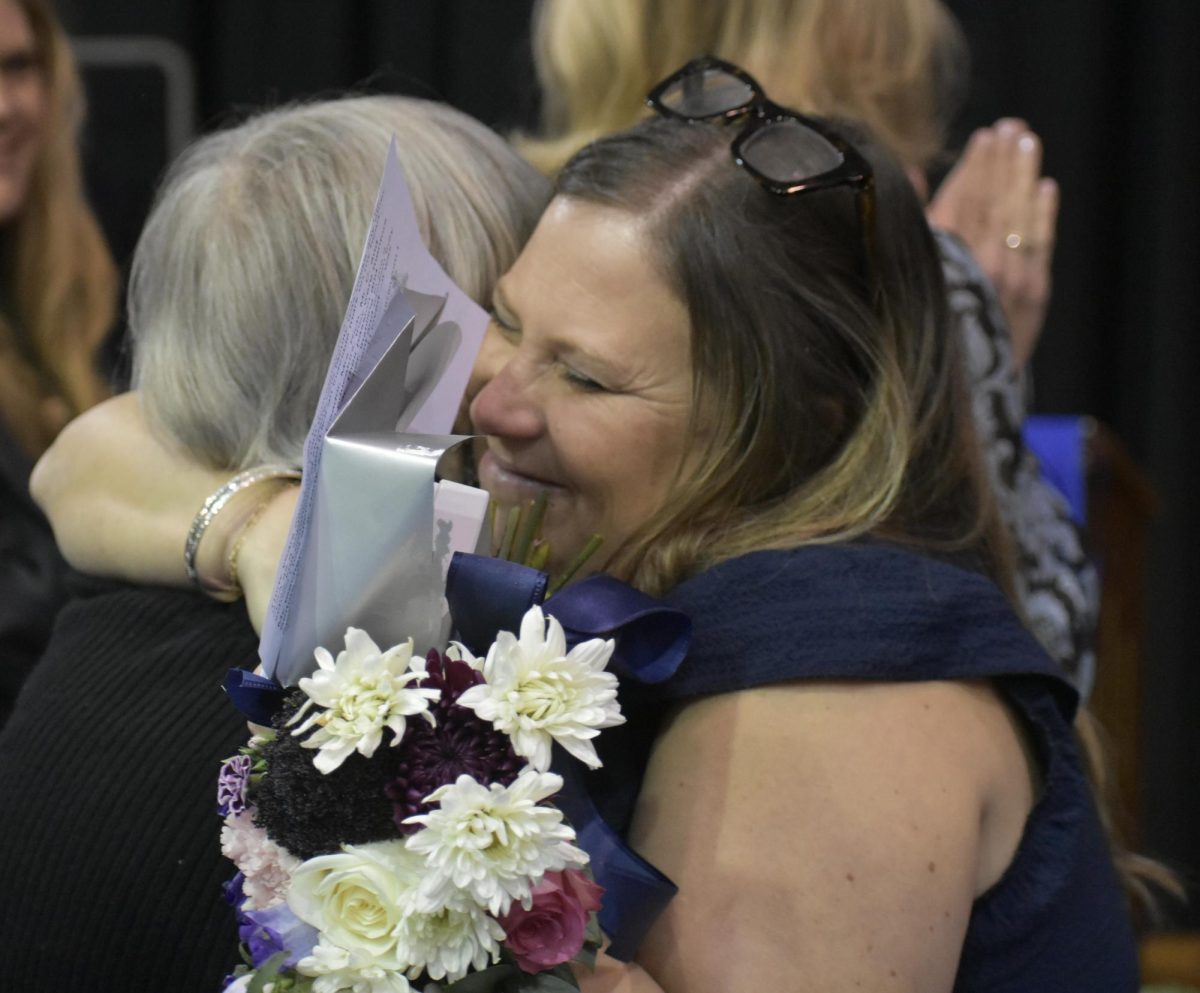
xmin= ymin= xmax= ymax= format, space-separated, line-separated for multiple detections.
xmin=287 ymin=841 xmax=422 ymax=970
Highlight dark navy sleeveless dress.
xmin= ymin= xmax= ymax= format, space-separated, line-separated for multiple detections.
xmin=590 ymin=543 xmax=1138 ymax=993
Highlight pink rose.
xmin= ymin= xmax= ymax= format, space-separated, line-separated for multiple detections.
xmin=499 ymin=869 xmax=604 ymax=973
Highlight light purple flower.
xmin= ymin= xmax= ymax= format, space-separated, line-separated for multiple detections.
xmin=218 ymin=754 xmax=254 ymax=817
xmin=240 ymin=901 xmax=319 ymax=968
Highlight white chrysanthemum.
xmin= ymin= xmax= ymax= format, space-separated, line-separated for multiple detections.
xmin=288 ymin=628 xmax=440 ymax=774
xmin=288 ymin=841 xmax=423 ymax=970
xmin=404 ymin=769 xmax=588 ymax=916
xmin=455 ymin=606 xmax=624 ymax=771
xmin=392 ymin=901 xmax=504 ymax=983
xmin=297 ymin=939 xmax=414 ymax=993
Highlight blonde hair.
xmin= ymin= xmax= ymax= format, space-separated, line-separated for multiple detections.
xmin=131 ymin=96 xmax=549 ymax=470
xmin=1 ymin=0 xmax=117 ymax=419
xmin=516 ymin=0 xmax=966 ymax=176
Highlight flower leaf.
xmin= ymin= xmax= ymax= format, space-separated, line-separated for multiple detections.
xmin=583 ymin=910 xmax=604 ymax=950
xmin=506 ymin=965 xmax=581 ymax=992
xmin=437 ymin=961 xmax=581 ymax=993
xmin=246 ymin=951 xmax=290 ymax=993
xmin=571 ymin=942 xmax=597 ymax=972
xmin=436 ymin=962 xmax=521 ymax=992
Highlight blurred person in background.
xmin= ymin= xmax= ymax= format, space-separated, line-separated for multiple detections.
xmin=0 ymin=0 xmax=117 ymax=721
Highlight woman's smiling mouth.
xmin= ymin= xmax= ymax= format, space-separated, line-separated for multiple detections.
xmin=477 ymin=449 xmax=564 ymax=504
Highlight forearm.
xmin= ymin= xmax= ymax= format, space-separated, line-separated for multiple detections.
xmin=29 ymin=391 xmax=295 ymax=613
xmin=30 ymin=392 xmax=225 ymax=584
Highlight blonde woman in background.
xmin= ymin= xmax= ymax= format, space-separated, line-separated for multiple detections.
xmin=0 ymin=0 xmax=116 ymax=720
xmin=516 ymin=0 xmax=1100 ymax=693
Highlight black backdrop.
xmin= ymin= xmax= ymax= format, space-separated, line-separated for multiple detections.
xmin=55 ymin=0 xmax=1200 ymax=918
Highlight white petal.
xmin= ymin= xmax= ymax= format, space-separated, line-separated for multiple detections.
xmin=542 ymin=614 xmax=568 ymax=658
xmin=517 ymin=606 xmax=547 ymax=647
xmin=557 ymin=734 xmax=603 ymax=769
xmin=313 ymin=738 xmax=356 ymax=774
xmin=567 ymin=637 xmax=615 ymax=670
xmin=343 ymin=626 xmax=382 ymax=660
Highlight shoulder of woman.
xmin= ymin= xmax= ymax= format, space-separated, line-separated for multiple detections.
xmin=637 ymin=678 xmax=1023 ymax=842
xmin=628 ymin=679 xmax=1033 ymax=991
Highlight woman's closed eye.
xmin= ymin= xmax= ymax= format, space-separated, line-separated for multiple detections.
xmin=562 ymin=364 xmax=606 ymax=392
xmin=488 ymin=308 xmax=521 ymax=340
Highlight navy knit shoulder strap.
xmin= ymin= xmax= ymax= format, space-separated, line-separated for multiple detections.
xmin=661 ymin=543 xmax=1077 ymax=717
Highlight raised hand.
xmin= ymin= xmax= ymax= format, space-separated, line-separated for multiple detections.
xmin=928 ymin=118 xmax=1060 ymax=370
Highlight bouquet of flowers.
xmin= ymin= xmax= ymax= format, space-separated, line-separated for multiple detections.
xmin=218 ymin=599 xmax=623 ymax=993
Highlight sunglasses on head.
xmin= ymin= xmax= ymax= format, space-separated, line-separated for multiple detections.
xmin=646 ymin=56 xmax=877 ymax=275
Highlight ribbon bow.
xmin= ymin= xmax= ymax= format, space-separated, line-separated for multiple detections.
xmin=444 ymin=552 xmax=690 ymax=961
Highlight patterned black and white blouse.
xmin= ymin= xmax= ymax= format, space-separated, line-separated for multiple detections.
xmin=936 ymin=229 xmax=1099 ymax=697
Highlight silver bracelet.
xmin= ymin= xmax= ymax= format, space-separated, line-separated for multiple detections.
xmin=183 ymin=465 xmax=301 ymax=588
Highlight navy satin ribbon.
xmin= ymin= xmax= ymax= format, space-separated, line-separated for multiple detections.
xmin=444 ymin=554 xmax=549 ymax=656
xmin=552 ymin=753 xmax=679 ymax=961
xmin=223 ymin=668 xmax=288 ymax=727
xmin=446 ymin=551 xmax=690 ymax=960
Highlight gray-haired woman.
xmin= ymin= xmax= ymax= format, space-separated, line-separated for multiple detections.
xmin=0 ymin=94 xmax=548 ymax=991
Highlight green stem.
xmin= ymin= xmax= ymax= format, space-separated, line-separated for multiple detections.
xmin=548 ymin=533 xmax=604 ymax=594
xmin=514 ymin=491 xmax=548 ymax=566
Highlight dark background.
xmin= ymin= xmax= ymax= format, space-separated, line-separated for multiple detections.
xmin=56 ymin=0 xmax=1199 ymax=921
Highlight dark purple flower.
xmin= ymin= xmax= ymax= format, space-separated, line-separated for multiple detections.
xmin=385 ymin=650 xmax=523 ymax=828
xmin=217 ymin=754 xmax=253 ymax=817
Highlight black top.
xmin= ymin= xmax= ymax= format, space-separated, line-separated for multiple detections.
xmin=0 ymin=423 xmax=68 ymax=726
xmin=0 ymin=577 xmax=255 ymax=990
xmin=592 ymin=543 xmax=1137 ymax=992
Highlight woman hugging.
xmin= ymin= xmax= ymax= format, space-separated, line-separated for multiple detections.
xmin=28 ymin=59 xmax=1144 ymax=993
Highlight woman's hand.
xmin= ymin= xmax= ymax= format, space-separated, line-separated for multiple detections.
xmin=577 ymin=953 xmax=666 ymax=993
xmin=927 ymin=118 xmax=1060 ymax=370
xmin=235 ymin=483 xmax=299 ymax=632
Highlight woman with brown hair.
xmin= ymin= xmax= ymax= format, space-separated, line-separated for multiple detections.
xmin=472 ymin=61 xmax=1138 ymax=990
xmin=0 ymin=0 xmax=116 ymax=719
xmin=516 ymin=0 xmax=1098 ymax=695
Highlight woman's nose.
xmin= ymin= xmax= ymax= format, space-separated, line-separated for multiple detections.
xmin=463 ymin=325 xmax=515 ymax=412
xmin=468 ymin=353 xmax=544 ymax=441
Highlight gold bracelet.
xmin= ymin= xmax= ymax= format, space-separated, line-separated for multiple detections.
xmin=226 ymin=491 xmax=281 ymax=593
xmin=184 ymin=465 xmax=300 ymax=595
